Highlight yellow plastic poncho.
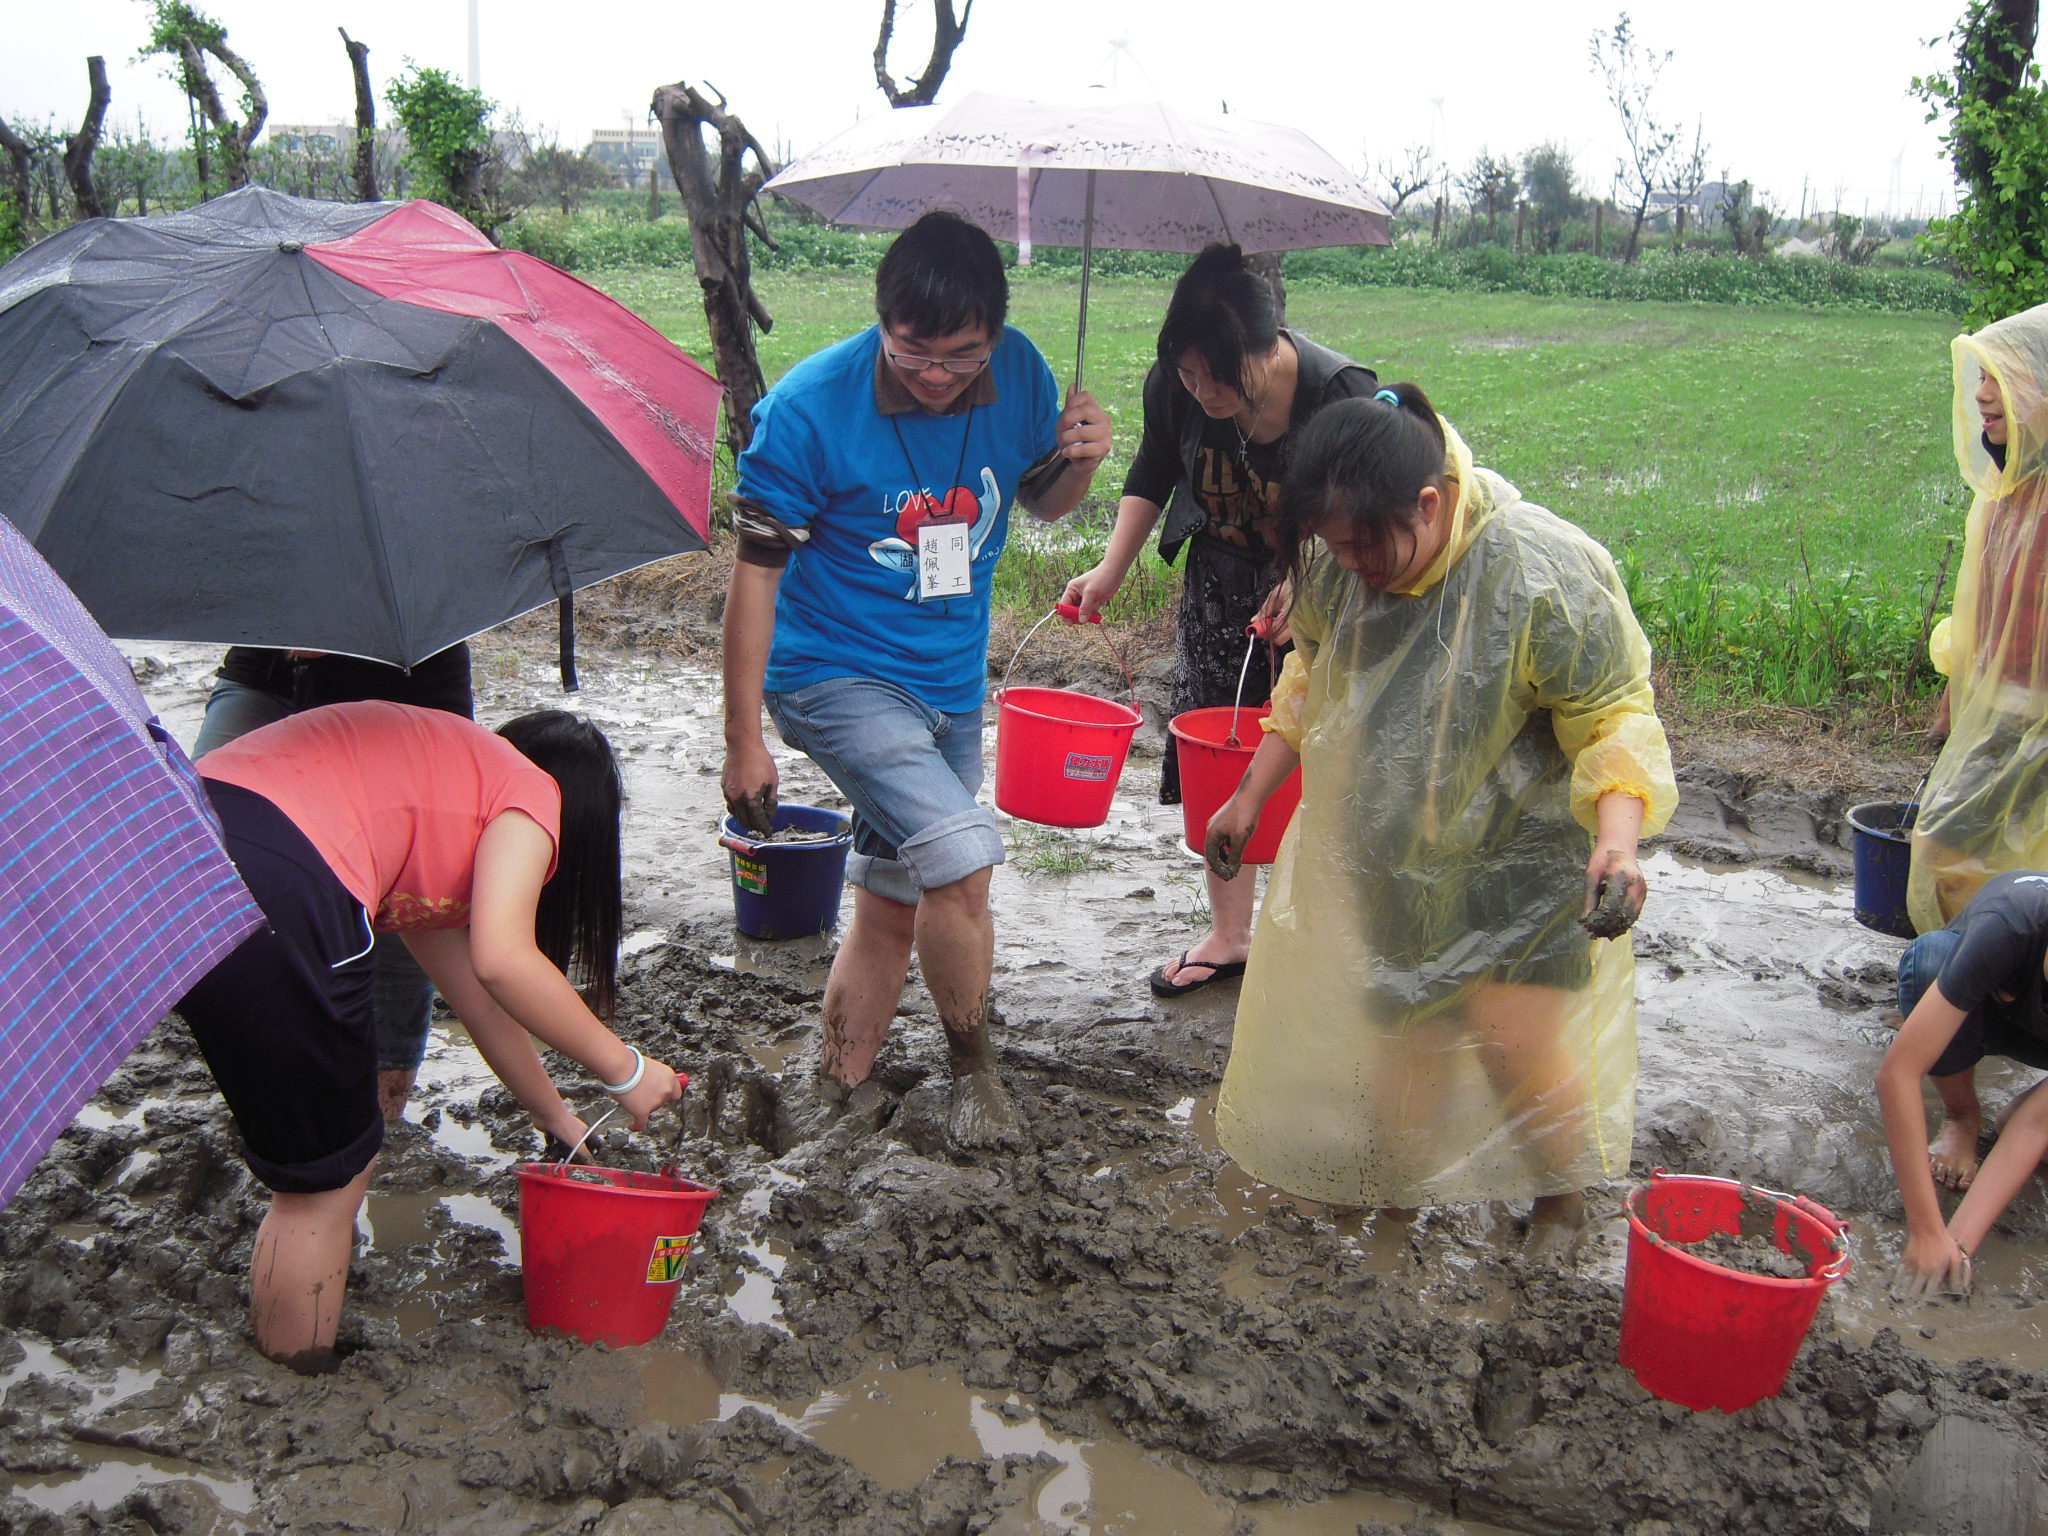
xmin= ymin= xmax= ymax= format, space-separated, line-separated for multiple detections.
xmin=1215 ymin=423 xmax=1677 ymax=1209
xmin=1908 ymin=304 xmax=2048 ymax=933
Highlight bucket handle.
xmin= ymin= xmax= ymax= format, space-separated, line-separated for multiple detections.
xmin=719 ymin=832 xmax=763 ymax=857
xmin=558 ymin=1104 xmax=619 ymax=1166
xmin=1642 ymin=1167 xmax=1851 ymax=1280
xmin=997 ymin=604 xmax=1139 ymax=717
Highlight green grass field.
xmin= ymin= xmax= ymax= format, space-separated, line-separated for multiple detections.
xmin=590 ymin=266 xmax=1968 ymax=708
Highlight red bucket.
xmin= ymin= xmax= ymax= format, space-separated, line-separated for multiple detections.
xmin=516 ymin=1163 xmax=719 ymax=1347
xmin=1168 ymin=705 xmax=1302 ymax=865
xmin=1618 ymin=1170 xmax=1849 ymax=1412
xmin=994 ymin=686 xmax=1141 ymax=829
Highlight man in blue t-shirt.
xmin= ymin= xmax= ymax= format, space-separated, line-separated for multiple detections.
xmin=720 ymin=211 xmax=1110 ymax=1149
xmin=1879 ymin=870 xmax=2048 ymax=1296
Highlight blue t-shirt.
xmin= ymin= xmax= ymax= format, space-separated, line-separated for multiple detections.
xmin=736 ymin=324 xmax=1060 ymax=714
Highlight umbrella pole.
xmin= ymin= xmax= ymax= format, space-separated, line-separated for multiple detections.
xmin=1073 ymin=169 xmax=1096 ymax=395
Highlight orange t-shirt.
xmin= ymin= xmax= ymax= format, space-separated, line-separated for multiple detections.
xmin=199 ymin=701 xmax=561 ymax=931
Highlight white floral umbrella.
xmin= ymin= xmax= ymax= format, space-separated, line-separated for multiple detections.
xmin=765 ymin=91 xmax=1391 ymax=386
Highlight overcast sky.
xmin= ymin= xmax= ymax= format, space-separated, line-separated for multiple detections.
xmin=9 ymin=1 xmax=1972 ymax=220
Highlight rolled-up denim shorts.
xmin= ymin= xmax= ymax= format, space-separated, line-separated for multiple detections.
xmin=764 ymin=676 xmax=1004 ymax=906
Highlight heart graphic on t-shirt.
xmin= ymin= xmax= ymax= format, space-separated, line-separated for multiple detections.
xmin=893 ymin=483 xmax=979 ymax=543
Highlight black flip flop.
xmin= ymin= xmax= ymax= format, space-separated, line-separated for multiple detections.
xmin=1149 ymin=951 xmax=1247 ymax=999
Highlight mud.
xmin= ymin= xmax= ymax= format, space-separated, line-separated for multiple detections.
xmin=5 ymin=632 xmax=2048 ymax=1535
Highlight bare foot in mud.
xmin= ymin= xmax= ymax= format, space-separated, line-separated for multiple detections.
xmin=1929 ymin=1114 xmax=1982 ymax=1190
xmin=1522 ymin=1192 xmax=1588 ymax=1262
xmin=947 ymin=1071 xmax=1023 ymax=1150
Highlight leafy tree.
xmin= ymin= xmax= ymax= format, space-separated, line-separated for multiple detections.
xmin=1458 ymin=151 xmax=1518 ymax=243
xmin=1719 ymin=178 xmax=1774 ymax=256
xmin=1915 ymin=0 xmax=2048 ymax=324
xmin=384 ymin=64 xmax=516 ymax=236
xmin=518 ymin=139 xmax=613 ymax=215
xmin=1588 ymin=13 xmax=1705 ymax=263
xmin=140 ymin=1 xmax=266 ymax=194
xmin=1521 ymin=142 xmax=1582 ymax=251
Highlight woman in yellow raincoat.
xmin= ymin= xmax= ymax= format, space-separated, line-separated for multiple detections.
xmin=1909 ymin=303 xmax=2048 ymax=936
xmin=1204 ymin=385 xmax=1677 ymax=1227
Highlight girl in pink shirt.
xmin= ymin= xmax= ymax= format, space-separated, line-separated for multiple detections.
xmin=182 ymin=702 xmax=684 ymax=1370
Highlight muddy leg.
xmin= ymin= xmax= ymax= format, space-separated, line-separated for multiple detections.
xmin=1466 ymin=983 xmax=1591 ymax=1244
xmin=1930 ymin=1068 xmax=1985 ymax=1190
xmin=376 ymin=1069 xmax=417 ymax=1126
xmin=249 ymin=1161 xmax=376 ymax=1372
xmin=917 ymin=868 xmax=1019 ymax=1149
xmin=820 ymin=886 xmax=917 ymax=1089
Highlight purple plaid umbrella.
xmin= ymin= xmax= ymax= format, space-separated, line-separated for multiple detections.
xmin=0 ymin=514 xmax=261 ymax=1211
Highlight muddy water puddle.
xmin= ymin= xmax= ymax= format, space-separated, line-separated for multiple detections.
xmin=710 ymin=1358 xmax=1518 ymax=1535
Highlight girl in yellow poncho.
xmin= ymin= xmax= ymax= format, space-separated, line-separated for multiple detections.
xmin=1204 ymin=385 xmax=1677 ymax=1229
xmin=1910 ymin=303 xmax=2048 ymax=937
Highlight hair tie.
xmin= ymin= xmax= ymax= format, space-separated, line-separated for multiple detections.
xmin=1373 ymin=388 xmax=1401 ymax=407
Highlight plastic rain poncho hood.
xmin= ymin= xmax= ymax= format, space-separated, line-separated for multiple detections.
xmin=1216 ymin=422 xmax=1676 ymax=1209
xmin=1910 ymin=303 xmax=2048 ymax=932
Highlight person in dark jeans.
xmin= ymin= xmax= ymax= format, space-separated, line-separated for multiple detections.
xmin=1879 ymin=870 xmax=2048 ymax=1297
xmin=194 ymin=644 xmax=473 ymax=1123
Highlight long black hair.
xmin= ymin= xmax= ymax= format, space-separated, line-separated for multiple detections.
xmin=496 ymin=710 xmax=623 ymax=1019
xmin=1155 ymin=243 xmax=1280 ymax=396
xmin=1273 ymin=382 xmax=1448 ymax=589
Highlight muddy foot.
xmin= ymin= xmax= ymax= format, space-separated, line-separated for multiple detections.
xmin=1929 ymin=1116 xmax=1982 ymax=1191
xmin=947 ymin=1071 xmax=1023 ymax=1151
xmin=1521 ymin=1192 xmax=1588 ymax=1264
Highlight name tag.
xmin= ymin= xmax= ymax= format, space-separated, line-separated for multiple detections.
xmin=918 ymin=522 xmax=972 ymax=600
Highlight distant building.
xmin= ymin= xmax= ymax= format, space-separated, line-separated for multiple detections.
xmin=585 ymin=127 xmax=661 ymax=186
xmin=263 ymin=123 xmax=355 ymax=153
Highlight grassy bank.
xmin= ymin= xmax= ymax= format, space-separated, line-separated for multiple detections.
xmin=589 ymin=266 xmax=1965 ymax=713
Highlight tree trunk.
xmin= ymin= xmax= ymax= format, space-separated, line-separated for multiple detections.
xmin=1514 ymin=199 xmax=1526 ymax=254
xmin=61 ymin=57 xmax=112 ymax=220
xmin=179 ymin=33 xmax=267 ymax=191
xmin=1594 ymin=201 xmax=1604 ymax=258
xmin=1246 ymin=250 xmax=1286 ymax=329
xmin=873 ymin=0 xmax=974 ymax=106
xmin=652 ymin=82 xmax=778 ymax=461
xmin=340 ymin=29 xmax=378 ymax=201
xmin=0 ymin=114 xmax=33 ymax=231
xmin=1955 ymin=0 xmax=2041 ymax=192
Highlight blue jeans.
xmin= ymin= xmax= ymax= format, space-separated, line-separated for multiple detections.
xmin=1898 ymin=927 xmax=2048 ymax=1076
xmin=196 ymin=678 xmax=437 ymax=1073
xmin=765 ymin=676 xmax=1004 ymax=907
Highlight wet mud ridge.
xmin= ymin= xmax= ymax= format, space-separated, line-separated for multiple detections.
xmin=3 ymin=932 xmax=2047 ymax=1535
xmin=6 ymin=642 xmax=2048 ymax=1534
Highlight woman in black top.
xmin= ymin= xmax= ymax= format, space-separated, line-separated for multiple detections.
xmin=1062 ymin=245 xmax=1376 ymax=998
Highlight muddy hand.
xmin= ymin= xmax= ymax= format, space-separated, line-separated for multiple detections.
xmin=1581 ymin=848 xmax=1645 ymax=938
xmin=721 ymin=738 xmax=780 ymax=836
xmin=1890 ymin=1231 xmax=1973 ymax=1301
xmin=1204 ymin=797 xmax=1258 ymax=883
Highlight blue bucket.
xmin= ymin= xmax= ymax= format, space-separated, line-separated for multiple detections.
xmin=1846 ymin=801 xmax=1917 ymax=939
xmin=718 ymin=804 xmax=853 ymax=940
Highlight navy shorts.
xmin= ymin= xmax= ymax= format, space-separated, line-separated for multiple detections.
xmin=1897 ymin=927 xmax=2048 ymax=1077
xmin=178 ymin=782 xmax=383 ymax=1194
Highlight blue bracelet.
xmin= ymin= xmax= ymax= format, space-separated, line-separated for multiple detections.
xmin=600 ymin=1046 xmax=646 ymax=1096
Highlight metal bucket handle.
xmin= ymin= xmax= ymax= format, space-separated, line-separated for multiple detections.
xmin=996 ymin=604 xmax=1138 ymax=718
xmin=1640 ymin=1167 xmax=1851 ymax=1282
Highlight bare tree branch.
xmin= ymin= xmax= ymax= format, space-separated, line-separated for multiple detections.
xmin=652 ymin=81 xmax=779 ymax=459
xmin=0 ymin=113 xmax=32 ymax=231
xmin=60 ymin=57 xmax=112 ymax=219
xmin=873 ymin=0 xmax=975 ymax=106
xmin=339 ymin=28 xmax=377 ymax=201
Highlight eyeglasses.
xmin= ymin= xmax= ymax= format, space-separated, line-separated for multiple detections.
xmin=882 ymin=339 xmax=992 ymax=376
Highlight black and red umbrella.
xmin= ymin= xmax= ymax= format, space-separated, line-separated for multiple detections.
xmin=0 ymin=187 xmax=719 ymax=679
